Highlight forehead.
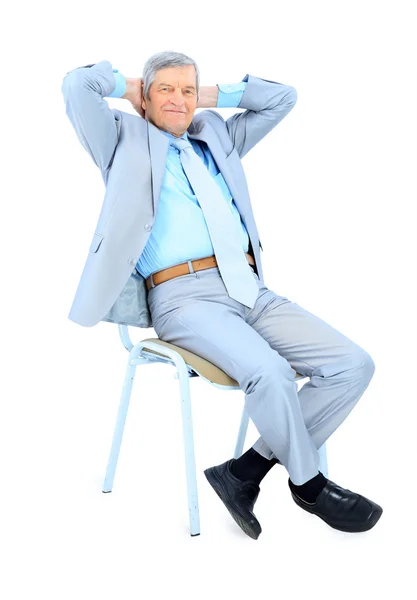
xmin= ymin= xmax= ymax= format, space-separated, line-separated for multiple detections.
xmin=154 ymin=65 xmax=196 ymax=85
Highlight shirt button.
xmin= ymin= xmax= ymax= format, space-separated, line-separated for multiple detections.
xmin=128 ymin=257 xmax=138 ymax=266
xmin=144 ymin=223 xmax=152 ymax=232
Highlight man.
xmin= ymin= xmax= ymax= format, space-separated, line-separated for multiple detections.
xmin=61 ymin=51 xmax=382 ymax=540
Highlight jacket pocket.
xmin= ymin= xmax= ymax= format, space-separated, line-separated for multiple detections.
xmin=89 ymin=233 xmax=104 ymax=253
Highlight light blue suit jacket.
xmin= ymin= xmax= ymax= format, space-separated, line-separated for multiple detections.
xmin=61 ymin=60 xmax=297 ymax=328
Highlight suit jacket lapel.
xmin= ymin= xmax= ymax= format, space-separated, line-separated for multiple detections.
xmin=147 ymin=120 xmax=170 ymax=216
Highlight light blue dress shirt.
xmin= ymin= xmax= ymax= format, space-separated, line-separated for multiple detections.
xmin=107 ymin=70 xmax=248 ymax=278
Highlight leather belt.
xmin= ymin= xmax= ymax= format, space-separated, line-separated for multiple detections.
xmin=146 ymin=253 xmax=255 ymax=291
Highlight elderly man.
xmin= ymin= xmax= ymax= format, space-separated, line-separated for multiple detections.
xmin=62 ymin=51 xmax=382 ymax=540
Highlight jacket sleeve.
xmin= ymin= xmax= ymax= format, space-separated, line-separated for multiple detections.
xmin=61 ymin=60 xmax=122 ymax=172
xmin=213 ymin=74 xmax=297 ymax=159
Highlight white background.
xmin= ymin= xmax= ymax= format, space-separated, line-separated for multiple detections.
xmin=2 ymin=0 xmax=416 ymax=598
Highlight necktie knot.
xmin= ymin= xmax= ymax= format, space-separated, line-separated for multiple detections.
xmin=170 ymin=137 xmax=192 ymax=152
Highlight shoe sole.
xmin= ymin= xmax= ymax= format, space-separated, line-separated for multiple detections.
xmin=290 ymin=491 xmax=383 ymax=532
xmin=204 ymin=467 xmax=261 ymax=540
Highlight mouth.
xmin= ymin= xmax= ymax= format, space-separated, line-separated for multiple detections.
xmin=166 ymin=110 xmax=185 ymax=114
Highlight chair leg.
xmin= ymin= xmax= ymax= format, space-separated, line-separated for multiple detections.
xmin=102 ymin=359 xmax=136 ymax=493
xmin=234 ymin=405 xmax=250 ymax=459
xmin=176 ymin=361 xmax=200 ymax=536
xmin=318 ymin=443 xmax=328 ymax=478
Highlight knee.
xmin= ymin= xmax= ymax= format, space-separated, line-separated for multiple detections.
xmin=314 ymin=346 xmax=375 ymax=386
xmin=346 ymin=345 xmax=375 ymax=387
xmin=260 ymin=352 xmax=295 ymax=380
xmin=245 ymin=352 xmax=295 ymax=393
xmin=357 ymin=349 xmax=376 ymax=384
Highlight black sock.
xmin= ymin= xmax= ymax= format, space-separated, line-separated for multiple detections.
xmin=288 ymin=472 xmax=328 ymax=503
xmin=230 ymin=447 xmax=279 ymax=485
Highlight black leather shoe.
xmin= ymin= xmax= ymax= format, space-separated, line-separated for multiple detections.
xmin=289 ymin=478 xmax=383 ymax=532
xmin=204 ymin=459 xmax=262 ymax=539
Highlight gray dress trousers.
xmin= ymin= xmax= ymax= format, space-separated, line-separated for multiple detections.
xmin=147 ymin=263 xmax=375 ymax=485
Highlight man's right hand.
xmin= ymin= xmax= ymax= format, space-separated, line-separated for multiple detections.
xmin=122 ymin=78 xmax=145 ymax=119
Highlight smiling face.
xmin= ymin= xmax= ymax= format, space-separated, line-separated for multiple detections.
xmin=141 ymin=65 xmax=198 ymax=137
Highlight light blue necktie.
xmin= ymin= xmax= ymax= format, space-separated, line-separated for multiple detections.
xmin=170 ymin=137 xmax=259 ymax=308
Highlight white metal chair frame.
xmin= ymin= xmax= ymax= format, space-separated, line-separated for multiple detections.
xmin=102 ymin=325 xmax=328 ymax=536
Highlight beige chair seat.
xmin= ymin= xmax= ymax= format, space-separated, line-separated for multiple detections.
xmin=140 ymin=337 xmax=305 ymax=387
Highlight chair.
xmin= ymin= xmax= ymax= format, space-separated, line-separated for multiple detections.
xmin=102 ymin=325 xmax=329 ymax=537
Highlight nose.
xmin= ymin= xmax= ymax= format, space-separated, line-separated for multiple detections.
xmin=169 ymin=88 xmax=186 ymax=107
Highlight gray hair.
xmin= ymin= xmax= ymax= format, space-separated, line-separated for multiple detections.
xmin=142 ymin=50 xmax=200 ymax=103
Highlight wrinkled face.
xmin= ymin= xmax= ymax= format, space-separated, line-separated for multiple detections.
xmin=141 ymin=65 xmax=198 ymax=137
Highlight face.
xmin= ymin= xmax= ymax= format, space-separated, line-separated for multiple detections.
xmin=141 ymin=65 xmax=198 ymax=137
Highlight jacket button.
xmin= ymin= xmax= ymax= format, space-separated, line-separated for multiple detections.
xmin=144 ymin=223 xmax=152 ymax=232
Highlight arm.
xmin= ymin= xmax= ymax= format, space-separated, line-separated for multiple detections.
xmin=203 ymin=75 xmax=297 ymax=159
xmin=196 ymin=86 xmax=219 ymax=108
xmin=61 ymin=60 xmax=122 ymax=172
xmin=121 ymin=78 xmax=145 ymax=118
xmin=196 ymin=82 xmax=246 ymax=108
xmin=224 ymin=74 xmax=297 ymax=159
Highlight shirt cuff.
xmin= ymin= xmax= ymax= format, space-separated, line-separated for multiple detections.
xmin=216 ymin=82 xmax=247 ymax=108
xmin=107 ymin=69 xmax=127 ymax=98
